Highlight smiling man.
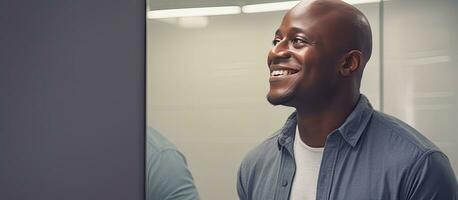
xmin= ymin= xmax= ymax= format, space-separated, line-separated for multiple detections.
xmin=237 ymin=0 xmax=457 ymax=200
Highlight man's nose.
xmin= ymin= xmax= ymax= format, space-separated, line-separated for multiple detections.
xmin=270 ymin=41 xmax=291 ymax=60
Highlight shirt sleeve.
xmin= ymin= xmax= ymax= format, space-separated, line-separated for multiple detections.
xmin=405 ymin=151 xmax=458 ymax=200
xmin=237 ymin=161 xmax=248 ymax=200
xmin=237 ymin=167 xmax=246 ymax=200
xmin=147 ymin=149 xmax=200 ymax=200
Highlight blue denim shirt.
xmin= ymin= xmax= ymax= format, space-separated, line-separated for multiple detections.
xmin=237 ymin=95 xmax=457 ymax=200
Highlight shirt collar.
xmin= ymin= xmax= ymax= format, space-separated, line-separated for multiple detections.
xmin=277 ymin=111 xmax=297 ymax=150
xmin=277 ymin=94 xmax=374 ymax=149
xmin=337 ymin=94 xmax=374 ymax=147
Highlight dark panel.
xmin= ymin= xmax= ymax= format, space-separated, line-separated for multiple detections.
xmin=0 ymin=0 xmax=145 ymax=199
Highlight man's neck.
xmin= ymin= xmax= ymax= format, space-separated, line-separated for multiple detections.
xmin=295 ymin=94 xmax=360 ymax=148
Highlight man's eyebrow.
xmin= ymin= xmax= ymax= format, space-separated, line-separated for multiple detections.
xmin=289 ymin=27 xmax=315 ymax=43
xmin=274 ymin=27 xmax=315 ymax=43
xmin=289 ymin=27 xmax=309 ymax=37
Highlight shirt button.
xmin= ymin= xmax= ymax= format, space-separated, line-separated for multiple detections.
xmin=281 ymin=179 xmax=288 ymax=187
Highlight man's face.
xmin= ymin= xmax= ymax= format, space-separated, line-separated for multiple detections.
xmin=266 ymin=7 xmax=341 ymax=108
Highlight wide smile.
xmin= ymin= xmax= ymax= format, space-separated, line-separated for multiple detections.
xmin=269 ymin=68 xmax=300 ymax=81
xmin=270 ymin=69 xmax=298 ymax=77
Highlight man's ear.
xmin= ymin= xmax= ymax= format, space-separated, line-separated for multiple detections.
xmin=339 ymin=50 xmax=363 ymax=76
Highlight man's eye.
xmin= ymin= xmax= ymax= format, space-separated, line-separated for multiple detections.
xmin=272 ymin=39 xmax=281 ymax=46
xmin=292 ymin=38 xmax=306 ymax=45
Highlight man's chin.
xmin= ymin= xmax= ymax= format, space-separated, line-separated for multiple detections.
xmin=266 ymin=93 xmax=294 ymax=106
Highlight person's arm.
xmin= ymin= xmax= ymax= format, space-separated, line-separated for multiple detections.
xmin=404 ymin=151 xmax=457 ymax=200
xmin=147 ymin=149 xmax=200 ymax=200
xmin=237 ymin=162 xmax=248 ymax=200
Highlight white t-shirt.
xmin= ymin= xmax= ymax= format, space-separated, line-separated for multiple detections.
xmin=290 ymin=126 xmax=324 ymax=200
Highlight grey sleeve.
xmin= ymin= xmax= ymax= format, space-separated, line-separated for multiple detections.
xmin=147 ymin=149 xmax=200 ymax=200
xmin=405 ymin=151 xmax=458 ymax=200
xmin=237 ymin=162 xmax=248 ymax=200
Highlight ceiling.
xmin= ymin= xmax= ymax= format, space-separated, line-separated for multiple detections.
xmin=148 ymin=0 xmax=294 ymax=10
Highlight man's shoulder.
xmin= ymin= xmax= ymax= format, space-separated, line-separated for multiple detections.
xmin=147 ymin=127 xmax=179 ymax=154
xmin=145 ymin=128 xmax=200 ymax=200
xmin=146 ymin=128 xmax=185 ymax=166
xmin=368 ymin=111 xmax=441 ymax=155
xmin=368 ymin=112 xmax=457 ymax=198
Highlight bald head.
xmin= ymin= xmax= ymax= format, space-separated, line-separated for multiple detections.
xmin=293 ymin=0 xmax=373 ymax=65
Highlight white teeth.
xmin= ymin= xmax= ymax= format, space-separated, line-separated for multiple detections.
xmin=272 ymin=70 xmax=281 ymax=76
xmin=271 ymin=70 xmax=293 ymax=77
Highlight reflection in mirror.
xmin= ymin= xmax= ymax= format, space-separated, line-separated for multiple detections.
xmin=146 ymin=0 xmax=457 ymax=199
